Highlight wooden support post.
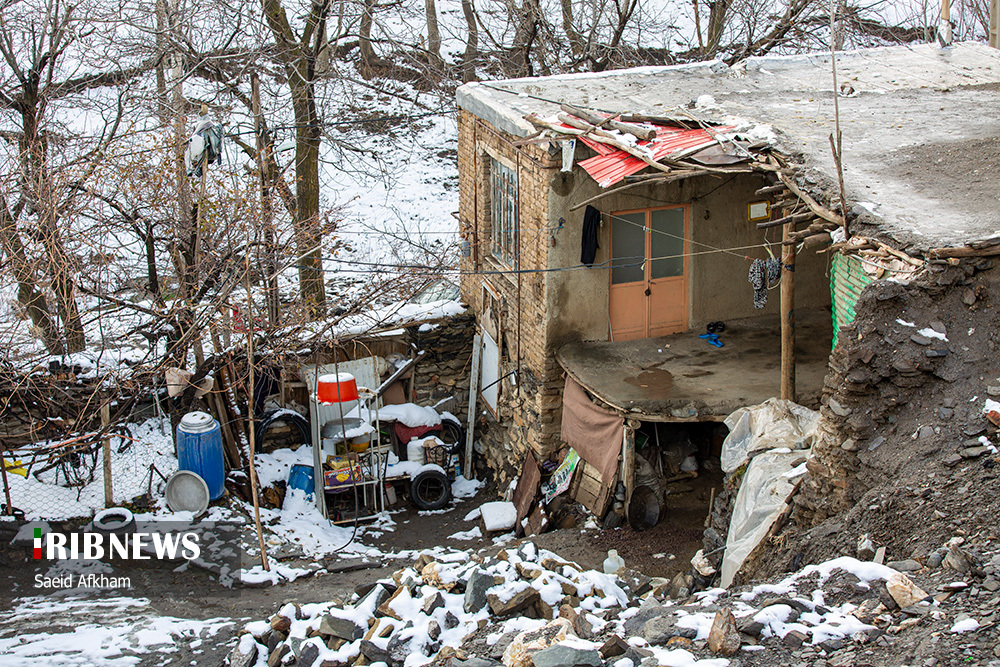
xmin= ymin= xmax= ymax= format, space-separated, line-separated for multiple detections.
xmin=991 ymin=0 xmax=999 ymax=48
xmin=940 ymin=0 xmax=953 ymax=45
xmin=101 ymin=403 xmax=113 ymax=507
xmin=781 ymin=221 xmax=796 ymax=401
xmin=464 ymin=334 xmax=482 ymax=480
xmin=622 ymin=422 xmax=636 ymax=507
xmin=1 ymin=444 xmax=13 ymax=515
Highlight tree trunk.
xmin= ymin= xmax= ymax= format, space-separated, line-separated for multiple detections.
xmin=0 ymin=198 xmax=61 ymax=353
xmin=559 ymin=0 xmax=582 ymax=57
xmin=461 ymin=0 xmax=478 ymax=82
xmin=425 ymin=0 xmax=443 ymax=69
xmin=706 ymin=0 xmax=731 ymax=56
xmin=290 ymin=89 xmax=327 ymax=317
xmin=359 ymin=0 xmax=377 ymax=73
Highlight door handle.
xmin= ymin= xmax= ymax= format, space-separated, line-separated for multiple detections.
xmin=644 ymin=287 xmax=651 ymax=296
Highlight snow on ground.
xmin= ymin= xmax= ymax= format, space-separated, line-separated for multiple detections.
xmin=0 ymin=595 xmax=233 ymax=666
xmin=3 ymin=417 xmax=178 ymax=520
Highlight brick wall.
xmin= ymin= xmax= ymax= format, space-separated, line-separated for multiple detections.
xmin=457 ymin=110 xmax=566 ymax=489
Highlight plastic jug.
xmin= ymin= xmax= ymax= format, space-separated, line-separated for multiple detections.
xmin=406 ymin=439 xmax=425 ymax=465
xmin=603 ymin=549 xmax=624 ymax=575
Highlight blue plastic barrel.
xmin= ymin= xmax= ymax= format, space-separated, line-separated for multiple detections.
xmin=176 ymin=411 xmax=225 ymax=501
xmin=287 ymin=464 xmax=315 ymax=499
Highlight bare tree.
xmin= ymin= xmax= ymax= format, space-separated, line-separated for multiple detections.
xmin=261 ymin=0 xmax=330 ymax=316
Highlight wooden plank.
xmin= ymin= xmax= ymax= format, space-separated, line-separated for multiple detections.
xmin=512 ymin=455 xmax=541 ymax=537
xmin=622 ymin=426 xmax=635 ymax=506
xmin=101 ymin=403 xmax=113 ymax=508
xmin=464 ymin=334 xmax=482 ymax=479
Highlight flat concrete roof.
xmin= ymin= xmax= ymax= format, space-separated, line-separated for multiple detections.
xmin=556 ymin=310 xmax=832 ymax=421
xmin=457 ymin=43 xmax=1000 ymax=252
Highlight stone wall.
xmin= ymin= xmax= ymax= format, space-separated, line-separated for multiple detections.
xmin=407 ymin=313 xmax=477 ymax=418
xmin=456 ymin=109 xmax=566 ymax=491
xmin=792 ymin=259 xmax=998 ymax=526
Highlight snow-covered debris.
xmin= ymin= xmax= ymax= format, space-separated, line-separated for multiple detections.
xmin=377 ymin=403 xmax=443 ymax=428
xmin=480 ymin=501 xmax=517 ymax=532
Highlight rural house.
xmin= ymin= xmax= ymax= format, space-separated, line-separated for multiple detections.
xmin=455 ymin=42 xmax=1000 ymax=520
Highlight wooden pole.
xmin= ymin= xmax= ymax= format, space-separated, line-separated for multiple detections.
xmin=464 ymin=334 xmax=482 ymax=480
xmin=622 ymin=423 xmax=636 ymax=507
xmin=251 ymin=72 xmax=280 ymax=327
xmin=940 ymin=0 xmax=953 ymax=46
xmin=1 ymin=444 xmax=14 ymax=515
xmin=781 ymin=221 xmax=796 ymax=401
xmin=991 ymin=0 xmax=999 ymax=48
xmin=245 ymin=244 xmax=269 ymax=571
xmin=101 ymin=403 xmax=113 ymax=507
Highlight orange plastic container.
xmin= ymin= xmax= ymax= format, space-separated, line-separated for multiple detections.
xmin=317 ymin=373 xmax=359 ymax=403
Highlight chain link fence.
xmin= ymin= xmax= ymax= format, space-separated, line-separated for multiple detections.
xmin=1 ymin=417 xmax=179 ymax=520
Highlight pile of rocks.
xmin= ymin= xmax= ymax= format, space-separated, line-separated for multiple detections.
xmin=228 ymin=538 xmax=1000 ymax=667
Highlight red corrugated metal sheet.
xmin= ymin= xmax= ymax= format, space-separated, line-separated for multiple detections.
xmin=574 ymin=125 xmax=733 ymax=188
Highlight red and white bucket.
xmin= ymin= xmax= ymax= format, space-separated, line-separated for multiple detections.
xmin=317 ymin=373 xmax=359 ymax=404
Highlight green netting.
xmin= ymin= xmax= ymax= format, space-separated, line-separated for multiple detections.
xmin=830 ymin=254 xmax=873 ymax=350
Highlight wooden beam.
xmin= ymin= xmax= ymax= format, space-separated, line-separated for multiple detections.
xmin=101 ymin=403 xmax=113 ymax=508
xmin=780 ymin=220 xmax=796 ymax=401
xmin=756 ymin=212 xmax=814 ymax=229
xmin=561 ymin=104 xmax=657 ymax=141
xmin=776 ymin=171 xmax=844 ymax=226
xmin=755 ymin=183 xmax=789 ymax=196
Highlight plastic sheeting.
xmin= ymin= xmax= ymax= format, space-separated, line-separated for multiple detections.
xmin=720 ymin=398 xmax=820 ymax=473
xmin=719 ymin=399 xmax=820 ymax=588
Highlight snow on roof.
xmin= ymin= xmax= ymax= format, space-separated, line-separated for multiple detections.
xmin=458 ymin=42 xmax=1000 ymax=251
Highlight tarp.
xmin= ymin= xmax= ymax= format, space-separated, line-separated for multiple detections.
xmin=718 ymin=399 xmax=820 ymax=587
xmin=560 ymin=376 xmax=623 ymax=482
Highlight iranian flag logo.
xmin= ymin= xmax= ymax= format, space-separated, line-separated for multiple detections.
xmin=34 ymin=527 xmax=42 ymax=559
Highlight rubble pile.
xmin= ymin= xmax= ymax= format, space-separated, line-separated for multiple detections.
xmin=229 ymin=540 xmax=1000 ymax=667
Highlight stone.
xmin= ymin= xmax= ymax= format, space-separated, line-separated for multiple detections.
xmin=828 ymin=398 xmax=852 ymax=417
xmin=943 ymin=454 xmax=964 ymax=468
xmin=228 ymin=637 xmax=259 ymax=667
xmin=624 ymin=646 xmax=653 ymax=664
xmin=961 ymin=446 xmax=989 ymax=459
xmin=318 ymin=614 xmax=364 ymax=641
xmin=266 ymin=630 xmax=283 ymax=653
xmin=530 ymin=644 xmax=603 ymax=667
xmin=359 ymin=639 xmax=391 ymax=664
xmin=886 ymin=573 xmax=929 ymax=608
xmin=917 ymin=426 xmax=935 ymax=440
xmin=782 ymin=630 xmax=808 ymax=648
xmin=910 ymin=334 xmax=932 ymax=346
xmin=925 ymin=348 xmax=949 ymax=358
xmin=269 ymin=614 xmax=292 ymax=635
xmin=444 ymin=611 xmax=460 ymax=629
xmin=623 ymin=605 xmax=674 ymax=635
xmin=944 ymin=547 xmax=974 ymax=573
xmin=737 ymin=618 xmax=765 ymax=637
xmin=642 ymin=615 xmax=682 ymax=644
xmin=464 ymin=569 xmax=493 ymax=613
xmin=501 ymin=618 xmax=573 ymax=667
xmin=267 ymin=643 xmax=290 ymax=667
xmin=707 ymin=609 xmax=741 ymax=656
xmin=359 ymin=584 xmax=392 ymax=612
xmin=423 ymin=591 xmax=446 ymax=615
xmin=874 ymin=546 xmax=887 ymax=565
xmin=841 ymin=438 xmax=859 ymax=452
xmin=820 ymin=638 xmax=844 ymax=653
xmin=428 ymin=620 xmax=441 ymax=642
xmin=857 ymin=534 xmax=876 ymax=561
xmin=888 ymin=559 xmax=923 ymax=572
xmin=488 ymin=587 xmax=541 ymax=617
xmin=665 ymin=637 xmax=693 ymax=649
xmin=298 ymin=639 xmax=322 ymax=667
xmin=452 ymin=659 xmax=501 ymax=667
xmin=598 ymin=636 xmax=629 ymax=659
xmin=983 ymin=578 xmax=1000 ymax=593
xmin=926 ymin=552 xmax=944 ymax=568
xmin=387 ymin=629 xmax=415 ymax=663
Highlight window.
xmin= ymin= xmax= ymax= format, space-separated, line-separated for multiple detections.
xmin=490 ymin=157 xmax=518 ymax=265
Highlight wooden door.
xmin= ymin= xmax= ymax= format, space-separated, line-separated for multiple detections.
xmin=609 ymin=206 xmax=688 ymax=341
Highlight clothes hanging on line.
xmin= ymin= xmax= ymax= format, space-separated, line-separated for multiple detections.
xmin=748 ymin=257 xmax=782 ymax=308
xmin=581 ymin=205 xmax=601 ymax=266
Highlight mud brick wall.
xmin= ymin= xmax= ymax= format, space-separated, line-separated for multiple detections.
xmin=792 ymin=259 xmax=999 ymax=527
xmin=456 ymin=109 xmax=566 ymax=491
xmin=407 ymin=313 xmax=476 ymax=418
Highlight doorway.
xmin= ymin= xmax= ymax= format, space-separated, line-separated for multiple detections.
xmin=609 ymin=205 xmax=689 ymax=341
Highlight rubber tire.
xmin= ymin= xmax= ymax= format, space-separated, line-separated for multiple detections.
xmin=258 ymin=409 xmax=312 ymax=448
xmin=93 ymin=507 xmax=137 ymax=534
xmin=410 ymin=469 xmax=452 ymax=511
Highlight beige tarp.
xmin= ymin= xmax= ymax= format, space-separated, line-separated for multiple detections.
xmin=560 ymin=376 xmax=623 ymax=481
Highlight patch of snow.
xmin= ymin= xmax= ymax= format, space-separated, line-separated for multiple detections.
xmin=896 ymin=319 xmax=916 ymax=327
xmin=917 ymin=327 xmax=947 ymax=341
xmin=447 ymin=526 xmax=482 ymax=541
xmin=452 ymin=475 xmax=483 ymax=499
xmin=480 ymin=501 xmax=516 ymax=532
xmin=951 ymin=618 xmax=980 ymax=633
xmin=377 ymin=403 xmax=442 ymax=428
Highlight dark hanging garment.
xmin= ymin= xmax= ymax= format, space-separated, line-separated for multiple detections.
xmin=581 ymin=205 xmax=601 ymax=266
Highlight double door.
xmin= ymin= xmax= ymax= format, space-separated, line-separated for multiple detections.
xmin=609 ymin=206 xmax=689 ymax=341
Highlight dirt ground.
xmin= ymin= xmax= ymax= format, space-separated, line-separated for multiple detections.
xmin=0 ymin=476 xmax=719 ymax=666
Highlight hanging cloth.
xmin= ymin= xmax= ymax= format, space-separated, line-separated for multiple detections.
xmin=581 ymin=205 xmax=601 ymax=266
xmin=748 ymin=258 xmax=782 ymax=308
